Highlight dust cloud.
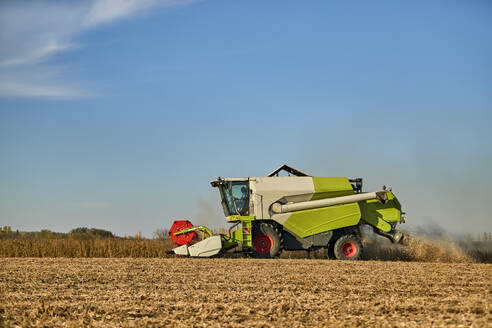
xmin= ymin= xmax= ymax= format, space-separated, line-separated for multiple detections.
xmin=191 ymin=196 xmax=224 ymax=229
xmin=361 ymin=224 xmax=489 ymax=263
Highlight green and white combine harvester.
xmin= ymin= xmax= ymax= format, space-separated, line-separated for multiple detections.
xmin=168 ymin=165 xmax=406 ymax=260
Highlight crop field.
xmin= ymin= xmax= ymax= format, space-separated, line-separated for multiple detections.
xmin=1 ymin=258 xmax=490 ymax=327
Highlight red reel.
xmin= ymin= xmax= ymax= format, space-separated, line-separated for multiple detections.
xmin=169 ymin=220 xmax=196 ymax=245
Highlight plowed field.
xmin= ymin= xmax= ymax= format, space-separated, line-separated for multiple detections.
xmin=1 ymin=258 xmax=490 ymax=327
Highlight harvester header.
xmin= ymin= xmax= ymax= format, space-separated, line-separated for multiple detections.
xmin=167 ymin=164 xmax=405 ymax=260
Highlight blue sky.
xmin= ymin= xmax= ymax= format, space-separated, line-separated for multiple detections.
xmin=0 ymin=0 xmax=491 ymax=237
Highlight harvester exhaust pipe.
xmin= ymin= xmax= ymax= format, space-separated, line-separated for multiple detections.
xmin=272 ymin=191 xmax=388 ymax=214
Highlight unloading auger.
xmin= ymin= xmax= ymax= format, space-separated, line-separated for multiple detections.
xmin=166 ymin=165 xmax=406 ymax=260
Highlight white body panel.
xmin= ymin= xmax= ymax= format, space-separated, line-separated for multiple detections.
xmin=250 ymin=177 xmax=315 ymax=220
xmin=188 ymin=235 xmax=222 ymax=257
xmin=172 ymin=244 xmax=189 ymax=256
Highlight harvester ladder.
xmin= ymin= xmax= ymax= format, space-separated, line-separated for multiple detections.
xmin=241 ymin=218 xmax=253 ymax=249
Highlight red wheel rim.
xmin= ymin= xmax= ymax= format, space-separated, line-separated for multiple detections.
xmin=341 ymin=241 xmax=357 ymax=258
xmin=253 ymin=234 xmax=273 ymax=254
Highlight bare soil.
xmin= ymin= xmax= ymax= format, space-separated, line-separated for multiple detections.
xmin=0 ymin=258 xmax=490 ymax=327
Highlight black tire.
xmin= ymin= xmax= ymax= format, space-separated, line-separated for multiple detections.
xmin=252 ymin=222 xmax=283 ymax=258
xmin=333 ymin=234 xmax=363 ymax=260
xmin=328 ymin=243 xmax=335 ymax=259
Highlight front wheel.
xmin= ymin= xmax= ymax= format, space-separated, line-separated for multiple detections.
xmin=333 ymin=234 xmax=363 ymax=260
xmin=252 ymin=223 xmax=283 ymax=258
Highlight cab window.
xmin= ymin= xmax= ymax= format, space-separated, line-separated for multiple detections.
xmin=223 ymin=182 xmax=249 ymax=215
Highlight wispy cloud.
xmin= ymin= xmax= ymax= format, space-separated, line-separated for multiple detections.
xmin=0 ymin=66 xmax=93 ymax=99
xmin=0 ymin=81 xmax=86 ymax=99
xmin=0 ymin=41 xmax=79 ymax=69
xmin=84 ymin=0 xmax=160 ymax=27
xmin=0 ymin=0 xmax=193 ymax=99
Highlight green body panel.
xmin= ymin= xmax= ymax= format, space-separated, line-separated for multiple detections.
xmin=221 ymin=234 xmax=239 ymax=250
xmin=173 ymin=226 xmax=213 ymax=239
xmin=280 ymin=191 xmax=401 ymax=237
xmin=222 ymin=215 xmax=254 ymax=249
xmin=359 ymin=192 xmax=401 ymax=232
xmin=281 ymin=177 xmax=360 ymax=238
xmin=226 ymin=215 xmax=243 ymax=222
xmin=283 ymin=203 xmax=361 ymax=238
xmin=311 ymin=177 xmax=355 ymax=200
xmin=241 ymin=219 xmax=253 ymax=248
xmin=360 ymin=212 xmax=392 ymax=232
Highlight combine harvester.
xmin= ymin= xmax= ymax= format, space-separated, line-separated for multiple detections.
xmin=168 ymin=165 xmax=405 ymax=260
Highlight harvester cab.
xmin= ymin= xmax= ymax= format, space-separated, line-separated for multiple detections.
xmin=167 ymin=164 xmax=406 ymax=260
xmin=213 ymin=178 xmax=250 ymax=216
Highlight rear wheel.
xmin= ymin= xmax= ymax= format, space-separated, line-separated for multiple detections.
xmin=252 ymin=223 xmax=283 ymax=258
xmin=333 ymin=234 xmax=363 ymax=260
